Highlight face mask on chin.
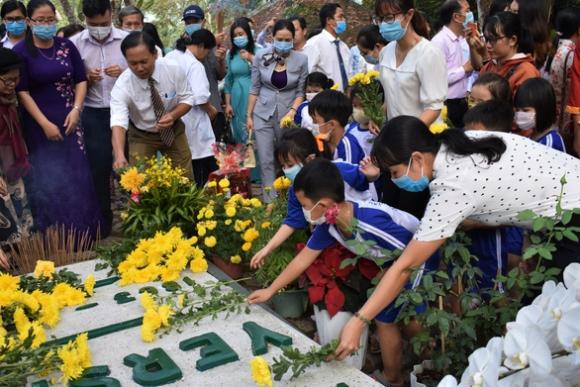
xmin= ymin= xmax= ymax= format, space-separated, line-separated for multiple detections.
xmin=302 ymin=201 xmax=326 ymax=225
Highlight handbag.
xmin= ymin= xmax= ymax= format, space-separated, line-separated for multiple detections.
xmin=243 ymin=128 xmax=256 ymax=168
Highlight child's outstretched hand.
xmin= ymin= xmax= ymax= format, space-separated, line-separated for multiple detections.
xmin=247 ymin=288 xmax=275 ymax=304
xmin=360 ymin=157 xmax=381 ymax=182
xmin=250 ymin=246 xmax=270 ymax=269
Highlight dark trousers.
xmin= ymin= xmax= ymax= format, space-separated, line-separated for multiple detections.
xmin=192 ymin=156 xmax=218 ymax=188
xmin=81 ymin=107 xmax=113 ymax=237
xmin=445 ymin=98 xmax=469 ymax=128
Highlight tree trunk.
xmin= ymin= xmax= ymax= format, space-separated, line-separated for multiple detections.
xmin=58 ymin=0 xmax=78 ymax=24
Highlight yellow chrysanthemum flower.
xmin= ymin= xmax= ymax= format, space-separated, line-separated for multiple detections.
xmin=225 ymin=219 xmax=233 ymax=225
xmin=243 ymin=228 xmax=260 ymax=243
xmin=330 ymin=83 xmax=339 ymax=90
xmin=158 ymin=304 xmax=173 ymax=326
xmin=84 ymin=275 xmax=95 ymax=296
xmin=219 ymin=178 xmax=230 ymax=188
xmin=120 ymin=211 xmax=129 ymax=221
xmin=204 ymin=236 xmax=217 ymax=248
xmin=280 ymin=115 xmax=294 ymax=128
xmin=33 ymin=260 xmax=55 ymax=279
xmin=205 ymin=209 xmax=215 ymax=219
xmin=429 ymin=121 xmax=449 ymax=134
xmin=197 ymin=225 xmax=207 ymax=237
xmin=58 ymin=343 xmax=84 ymax=381
xmin=250 ymin=198 xmax=262 ymax=208
xmin=242 ymin=242 xmax=252 ymax=252
xmin=207 ymin=181 xmax=217 ymax=188
xmin=0 ymin=273 xmax=19 ymax=292
xmin=272 ymin=176 xmax=291 ymax=191
xmin=177 ymin=294 xmax=185 ymax=308
xmin=190 ymin=258 xmax=208 ymax=273
xmin=226 ymin=206 xmax=237 ymax=218
xmin=250 ymin=356 xmax=273 ymax=387
xmin=440 ymin=105 xmax=448 ymax=122
xmin=120 ymin=167 xmax=145 ymax=193
xmin=261 ymin=222 xmax=271 ymax=229
xmin=230 ymin=255 xmax=242 ymax=264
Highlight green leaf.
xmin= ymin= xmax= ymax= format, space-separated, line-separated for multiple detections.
xmin=339 ymin=258 xmax=357 ymax=269
xmin=536 ymin=247 xmax=553 ymax=260
xmin=529 ymin=271 xmax=544 ymax=284
xmin=409 ymin=293 xmax=423 ymax=304
xmin=561 ymin=211 xmax=573 ymax=225
xmin=563 ymin=229 xmax=579 ymax=242
xmin=532 ymin=217 xmax=546 ymax=232
xmin=517 ymin=209 xmax=536 ymax=221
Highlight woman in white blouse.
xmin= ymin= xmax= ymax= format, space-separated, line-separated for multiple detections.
xmin=334 ymin=115 xmax=580 ymax=359
xmin=375 ymin=0 xmax=447 ymax=125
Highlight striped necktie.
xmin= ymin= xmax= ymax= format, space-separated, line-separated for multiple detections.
xmin=148 ymin=77 xmax=174 ymax=147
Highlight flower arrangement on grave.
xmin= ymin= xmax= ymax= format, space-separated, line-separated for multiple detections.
xmin=118 ymin=155 xmax=207 ymax=238
xmin=0 ymin=261 xmax=95 ymax=384
xmin=208 ymin=143 xmax=252 ymax=197
xmin=348 ymin=70 xmax=384 ymax=128
xmin=195 ymin=185 xmax=264 ymax=266
xmin=138 ymin=277 xmax=250 ymax=342
xmin=117 ymin=227 xmax=207 ymax=286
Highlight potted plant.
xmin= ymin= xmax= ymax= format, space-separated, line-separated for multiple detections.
xmin=252 ymin=177 xmax=309 ymax=319
xmin=118 ymin=155 xmax=207 ymax=238
xmin=195 ymin=180 xmax=264 ymax=279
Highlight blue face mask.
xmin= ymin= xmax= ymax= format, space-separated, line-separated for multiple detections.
xmin=364 ymin=54 xmax=379 ymax=65
xmin=380 ymin=20 xmax=407 ymax=42
xmin=391 ymin=158 xmax=430 ymax=192
xmin=462 ymin=11 xmax=475 ymax=28
xmin=32 ymin=24 xmax=57 ymax=40
xmin=233 ymin=36 xmax=248 ymax=48
xmin=283 ymin=164 xmax=302 ymax=182
xmin=335 ymin=20 xmax=347 ymax=35
xmin=273 ymin=40 xmax=293 ymax=55
xmin=185 ymin=23 xmax=202 ymax=36
xmin=6 ymin=20 xmax=26 ymax=36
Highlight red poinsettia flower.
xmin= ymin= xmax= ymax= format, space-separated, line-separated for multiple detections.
xmin=130 ymin=192 xmax=140 ymax=203
xmin=324 ymin=204 xmax=340 ymax=225
xmin=304 ymin=244 xmax=355 ymax=317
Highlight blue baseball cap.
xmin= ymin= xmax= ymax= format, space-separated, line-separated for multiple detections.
xmin=182 ymin=5 xmax=205 ymax=20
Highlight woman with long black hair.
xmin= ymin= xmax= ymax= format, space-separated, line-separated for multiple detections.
xmin=333 ymin=115 xmax=580 ymax=359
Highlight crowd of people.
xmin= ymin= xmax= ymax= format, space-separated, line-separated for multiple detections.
xmin=1 ymin=0 xmax=580 ymax=384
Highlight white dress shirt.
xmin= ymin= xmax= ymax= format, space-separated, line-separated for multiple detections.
xmin=69 ymin=27 xmax=128 ymax=108
xmin=415 ymin=131 xmax=580 ymax=242
xmin=166 ymin=49 xmax=215 ymax=160
xmin=303 ymin=29 xmax=352 ymax=91
xmin=379 ymin=38 xmax=448 ymax=120
xmin=110 ymin=57 xmax=194 ymax=131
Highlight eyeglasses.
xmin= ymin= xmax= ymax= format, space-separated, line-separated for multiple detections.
xmin=4 ymin=17 xmax=25 ymax=22
xmin=372 ymin=13 xmax=403 ymax=25
xmin=30 ymin=17 xmax=57 ymax=25
xmin=0 ymin=75 xmax=19 ymax=87
xmin=484 ymin=35 xmax=506 ymax=44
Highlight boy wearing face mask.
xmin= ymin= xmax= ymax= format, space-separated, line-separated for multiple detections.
xmin=347 ymin=81 xmax=385 ymax=157
xmin=1 ymin=1 xmax=26 ymax=49
xmin=514 ymin=77 xmax=565 ymax=152
xmin=294 ymin=72 xmax=335 ymax=134
xmin=69 ymin=0 xmax=128 ymax=238
xmin=249 ymin=159 xmax=438 ymax=386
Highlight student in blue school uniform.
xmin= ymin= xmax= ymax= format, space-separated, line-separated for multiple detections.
xmin=294 ymin=72 xmax=335 ymax=134
xmin=249 ymin=159 xmax=438 ymax=386
xmin=309 ymin=90 xmax=366 ymax=165
xmin=514 ymin=77 xmax=566 ymax=152
xmin=250 ymin=128 xmax=375 ymax=269
xmin=346 ymin=79 xmax=385 ymax=157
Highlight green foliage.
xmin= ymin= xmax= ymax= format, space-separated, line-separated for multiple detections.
xmin=19 ymin=269 xmax=85 ymax=294
xmin=271 ymin=340 xmax=339 ymax=381
xmin=94 ymin=238 xmax=139 ymax=275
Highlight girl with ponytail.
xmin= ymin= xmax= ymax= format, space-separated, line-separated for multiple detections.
xmin=332 ymin=115 xmax=580 ymax=363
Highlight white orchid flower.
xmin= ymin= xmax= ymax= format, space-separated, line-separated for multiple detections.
xmin=437 ymin=375 xmax=459 ymax=387
xmin=557 ymin=304 xmax=580 ymax=365
xmin=460 ymin=346 xmax=501 ymax=387
xmin=527 ymin=370 xmax=565 ymax=387
xmin=503 ymin=324 xmax=552 ymax=375
xmin=563 ymin=262 xmax=580 ymax=301
xmin=532 ymin=281 xmax=565 ymax=310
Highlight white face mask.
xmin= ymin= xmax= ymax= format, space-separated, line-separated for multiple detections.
xmin=306 ymin=92 xmax=318 ymax=102
xmin=514 ymin=111 xmax=536 ymax=131
xmin=302 ymin=201 xmax=326 ymax=225
xmin=88 ymin=25 xmax=112 ymax=41
xmin=352 ymin=107 xmax=370 ymax=125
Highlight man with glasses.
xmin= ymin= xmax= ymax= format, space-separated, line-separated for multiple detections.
xmin=1 ymin=1 xmax=26 ymax=49
xmin=303 ymin=3 xmax=351 ymax=91
xmin=69 ymin=0 xmax=128 ymax=238
xmin=431 ymin=0 xmax=478 ymax=127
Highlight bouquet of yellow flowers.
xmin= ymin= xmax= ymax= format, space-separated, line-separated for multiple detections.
xmin=195 ymin=180 xmax=265 ymax=269
xmin=117 ymin=227 xmax=207 ymax=286
xmin=348 ymin=70 xmax=385 ymax=129
xmin=0 ymin=262 xmax=95 ymax=384
xmin=118 ymin=155 xmax=207 ymax=238
xmin=429 ymin=105 xmax=451 ymax=134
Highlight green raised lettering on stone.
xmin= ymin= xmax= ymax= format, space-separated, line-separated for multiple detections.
xmin=336 ymin=383 xmax=350 ymax=387
xmin=124 ymin=348 xmax=183 ymax=386
xmin=179 ymin=332 xmax=239 ymax=371
xmin=242 ymin=321 xmax=293 ymax=355
xmin=75 ymin=302 xmax=99 ymax=311
xmin=31 ymin=381 xmax=49 ymax=387
xmin=69 ymin=365 xmax=121 ymax=387
xmin=114 ymin=291 xmax=136 ymax=304
xmin=138 ymin=286 xmax=158 ymax=295
xmin=94 ymin=276 xmax=119 ymax=288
